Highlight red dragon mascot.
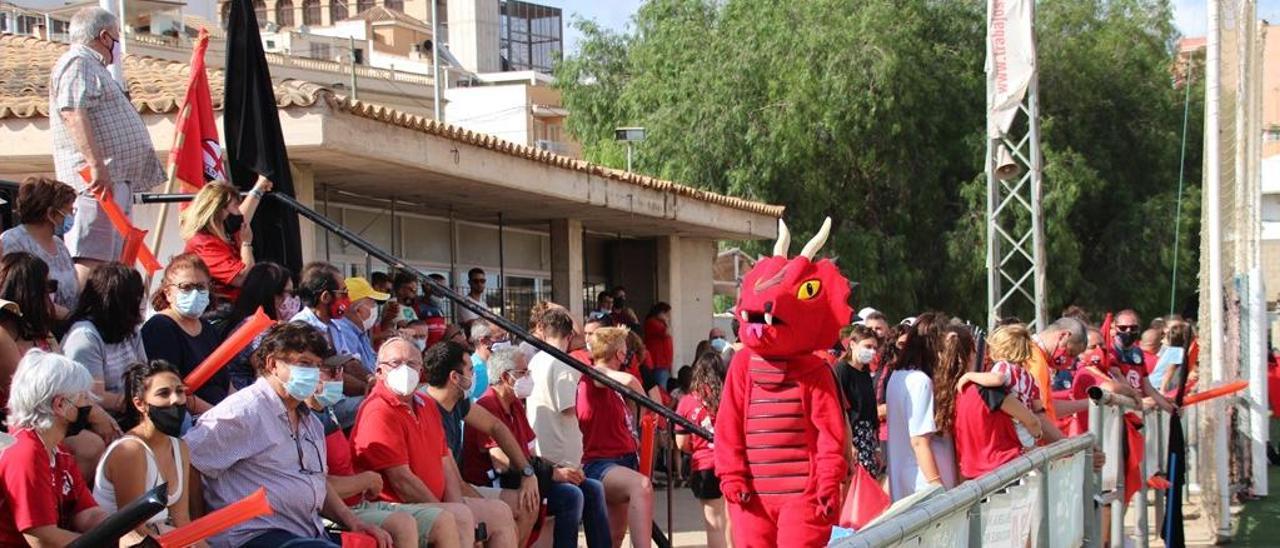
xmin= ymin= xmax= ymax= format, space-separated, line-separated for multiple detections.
xmin=715 ymin=218 xmax=852 ymax=547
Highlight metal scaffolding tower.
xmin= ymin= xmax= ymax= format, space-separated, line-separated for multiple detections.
xmin=985 ymin=0 xmax=1046 ymax=330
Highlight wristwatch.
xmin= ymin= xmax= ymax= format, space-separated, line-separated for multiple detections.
xmin=521 ymin=465 xmax=535 ymax=478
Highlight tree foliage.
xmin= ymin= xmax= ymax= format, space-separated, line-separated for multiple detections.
xmin=556 ymin=0 xmax=1202 ymax=323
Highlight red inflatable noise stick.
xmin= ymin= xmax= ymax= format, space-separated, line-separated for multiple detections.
xmin=77 ymin=165 xmax=162 ymax=276
xmin=157 ymin=487 xmax=272 ymax=547
xmin=637 ymin=413 xmax=658 ymax=478
xmin=185 ymin=307 xmax=273 ymax=392
xmin=1182 ymin=379 xmax=1250 ymax=406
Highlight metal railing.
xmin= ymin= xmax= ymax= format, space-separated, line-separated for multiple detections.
xmin=837 ymin=434 xmax=1097 ymax=548
xmin=1087 ymin=386 xmax=1147 ymax=548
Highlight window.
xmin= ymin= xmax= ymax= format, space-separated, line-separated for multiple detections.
xmin=385 ymin=0 xmax=404 ymax=11
xmin=331 ymin=0 xmax=348 ymax=21
xmin=303 ymin=0 xmax=321 ymax=25
xmin=310 ymin=42 xmax=332 ymax=60
xmin=253 ymin=0 xmax=267 ymax=26
xmin=357 ymin=0 xmax=374 ymax=13
xmin=276 ymin=0 xmax=294 ymax=27
xmin=499 ymin=1 xmax=563 ymax=74
xmin=265 ymin=39 xmax=276 ymax=49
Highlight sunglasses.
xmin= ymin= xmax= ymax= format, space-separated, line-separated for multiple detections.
xmin=171 ymin=282 xmax=209 ymax=292
xmin=1116 ymin=325 xmax=1141 ymax=333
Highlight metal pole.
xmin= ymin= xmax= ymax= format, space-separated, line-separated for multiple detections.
xmin=323 ymin=183 xmax=331 ymax=262
xmin=626 ymin=143 xmax=634 ymax=173
xmin=430 ymin=0 xmax=443 ymax=121
xmin=1136 ymin=411 xmax=1150 ymax=548
xmin=498 ymin=212 xmax=506 ymax=318
xmin=389 ymin=197 xmax=397 ymax=256
xmin=449 ymin=208 xmax=458 ymax=320
xmin=349 ymin=35 xmax=358 ymax=101
xmin=1110 ymin=408 xmax=1125 ymax=546
xmin=1154 ymin=410 xmax=1167 ymax=530
xmin=1089 ymin=401 xmax=1106 ymax=547
xmin=1083 ymin=429 xmax=1100 ymax=548
xmin=1027 ymin=7 xmax=1047 ymax=332
xmin=666 ymin=422 xmax=674 ymax=545
xmin=1037 ymin=461 xmax=1051 ymax=548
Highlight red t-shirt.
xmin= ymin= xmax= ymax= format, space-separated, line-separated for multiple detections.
xmin=953 ymin=386 xmax=1023 ymax=480
xmin=675 ymin=394 xmax=715 ymax=471
xmin=323 ymin=423 xmax=363 ymax=506
xmin=1068 ymin=366 xmax=1112 ymax=436
xmin=184 ymin=231 xmax=244 ymax=303
xmin=577 ymin=373 xmax=638 ymax=462
xmin=351 ymin=382 xmax=449 ymax=502
xmin=1142 ymin=351 xmax=1160 ymax=376
xmin=0 ymin=429 xmax=97 ymax=545
xmin=462 ymin=387 xmax=537 ymax=486
xmin=643 ymin=317 xmax=673 ymax=370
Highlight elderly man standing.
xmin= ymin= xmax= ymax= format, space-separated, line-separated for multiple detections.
xmin=51 ymin=7 xmax=165 ymax=284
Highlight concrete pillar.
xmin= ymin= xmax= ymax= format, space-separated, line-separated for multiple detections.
xmin=550 ymin=218 xmax=583 ymax=316
xmin=657 ymin=236 xmax=716 ymax=372
xmin=446 ymin=0 xmax=499 ymax=73
xmin=291 ymin=162 xmax=317 ymax=265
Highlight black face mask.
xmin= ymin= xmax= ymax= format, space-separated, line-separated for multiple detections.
xmin=65 ymin=403 xmax=92 ymax=437
xmin=1116 ymin=331 xmax=1138 ymax=348
xmin=148 ymin=403 xmax=188 ymax=438
xmin=223 ymin=214 xmax=244 ymax=238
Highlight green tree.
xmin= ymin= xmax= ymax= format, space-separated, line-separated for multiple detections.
xmin=557 ymin=0 xmax=1201 ymax=323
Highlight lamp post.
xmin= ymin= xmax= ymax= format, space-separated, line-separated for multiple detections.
xmin=614 ymin=127 xmax=646 ymax=172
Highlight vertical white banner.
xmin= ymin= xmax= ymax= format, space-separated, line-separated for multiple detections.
xmin=986 ymin=0 xmax=1036 ymax=137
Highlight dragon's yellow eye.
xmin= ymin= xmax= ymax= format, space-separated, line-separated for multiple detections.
xmin=797 ymin=279 xmax=822 ymax=300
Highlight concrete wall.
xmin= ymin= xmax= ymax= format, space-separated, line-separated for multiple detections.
xmin=445 ymin=85 xmax=531 ymax=145
xmin=446 ymin=0 xmax=499 ymax=73
xmin=657 ymin=236 xmax=716 ymax=372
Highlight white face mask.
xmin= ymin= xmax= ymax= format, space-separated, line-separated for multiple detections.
xmin=514 ymin=375 xmax=534 ymax=399
xmin=854 ymin=347 xmax=876 ymax=365
xmin=360 ymin=306 xmax=378 ymax=332
xmin=385 ymin=364 xmax=419 ymax=397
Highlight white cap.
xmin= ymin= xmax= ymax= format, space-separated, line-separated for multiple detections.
xmin=900 ymin=316 xmax=917 ymax=326
xmin=857 ymin=307 xmax=879 ymax=320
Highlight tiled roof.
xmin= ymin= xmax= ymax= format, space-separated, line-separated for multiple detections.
xmin=0 ymin=34 xmax=784 ymax=219
xmin=344 ymin=6 xmax=432 ymax=34
xmin=0 ymin=34 xmax=321 ymax=119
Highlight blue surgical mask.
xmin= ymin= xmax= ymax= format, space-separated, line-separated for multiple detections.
xmin=710 ymin=337 xmax=728 ymax=353
xmin=314 ymin=380 xmax=345 ymax=408
xmin=282 ymin=364 xmax=321 ymax=401
xmin=174 ymin=288 xmax=210 ymax=318
xmin=53 ymin=212 xmax=73 ymax=237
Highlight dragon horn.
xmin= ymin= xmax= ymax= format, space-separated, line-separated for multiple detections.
xmin=799 ymin=217 xmax=832 ymax=259
xmin=772 ymin=219 xmax=791 ymax=258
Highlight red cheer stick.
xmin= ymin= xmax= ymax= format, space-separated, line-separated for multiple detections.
xmin=1182 ymin=380 xmax=1249 ymax=406
xmin=638 ymin=413 xmax=657 ymax=478
xmin=341 ymin=532 xmax=378 ymax=548
xmin=78 ymin=165 xmax=162 ymax=273
xmin=157 ymin=487 xmax=272 ymax=548
xmin=184 ymin=307 xmax=273 ymax=392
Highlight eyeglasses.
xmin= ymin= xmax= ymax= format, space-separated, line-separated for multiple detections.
xmin=294 ymin=432 xmax=325 ymax=475
xmin=379 ymin=360 xmax=423 ymax=370
xmin=1116 ymin=325 xmax=1141 ymax=333
xmin=172 ymin=282 xmax=209 ymax=292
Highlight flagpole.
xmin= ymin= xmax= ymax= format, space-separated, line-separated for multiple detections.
xmin=148 ymin=107 xmax=187 ymax=292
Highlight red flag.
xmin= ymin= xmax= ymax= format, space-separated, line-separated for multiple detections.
xmin=168 ymin=28 xmax=224 ymax=191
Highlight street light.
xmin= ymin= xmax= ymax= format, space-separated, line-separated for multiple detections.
xmin=615 ymin=126 xmax=646 ymax=172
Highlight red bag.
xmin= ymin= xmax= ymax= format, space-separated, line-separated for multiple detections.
xmin=839 ymin=463 xmax=890 ymax=531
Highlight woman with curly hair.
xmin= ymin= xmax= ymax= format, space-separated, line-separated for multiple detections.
xmin=676 ymin=351 xmax=730 ymax=548
xmin=884 ymin=312 xmax=956 ymax=500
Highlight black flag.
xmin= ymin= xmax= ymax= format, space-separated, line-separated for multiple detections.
xmin=224 ymin=0 xmax=302 ymax=274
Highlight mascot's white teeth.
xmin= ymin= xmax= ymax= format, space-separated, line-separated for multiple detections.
xmin=764 ymin=313 xmax=774 ymax=326
xmin=740 ymin=309 xmax=749 ymax=322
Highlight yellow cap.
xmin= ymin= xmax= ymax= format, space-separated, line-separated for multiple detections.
xmin=345 ymin=277 xmax=390 ymax=303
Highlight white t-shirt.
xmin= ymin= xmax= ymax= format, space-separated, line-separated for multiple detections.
xmin=526 ymin=350 xmax=584 ymax=466
xmin=885 ymin=369 xmax=958 ymax=501
xmin=457 ymin=295 xmax=487 ymax=324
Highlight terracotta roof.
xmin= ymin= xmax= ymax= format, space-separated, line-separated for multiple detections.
xmin=0 ymin=34 xmax=322 ymax=118
xmin=344 ymin=6 xmax=432 ymax=34
xmin=0 ymin=34 xmax=784 ymax=219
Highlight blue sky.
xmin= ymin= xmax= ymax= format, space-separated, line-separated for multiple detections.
xmin=548 ymin=0 xmax=1280 ymax=54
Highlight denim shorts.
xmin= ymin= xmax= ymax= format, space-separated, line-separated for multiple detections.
xmin=583 ymin=453 xmax=640 ymax=482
